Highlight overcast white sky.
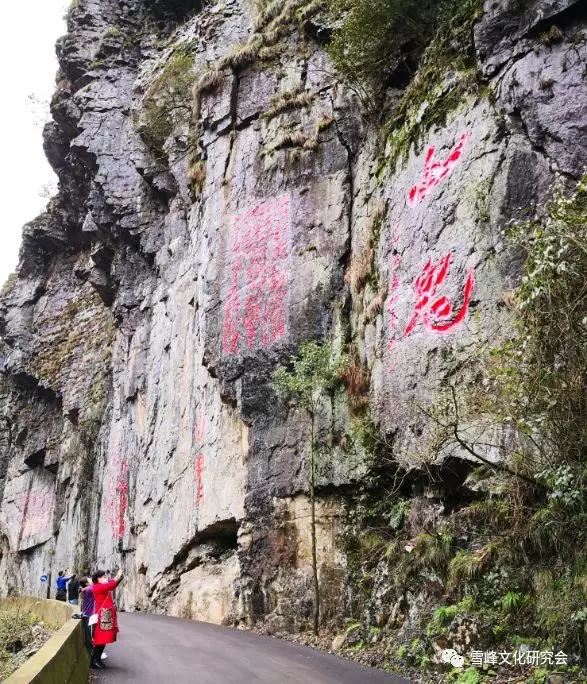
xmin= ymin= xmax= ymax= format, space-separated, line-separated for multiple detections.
xmin=0 ymin=1 xmax=68 ymax=286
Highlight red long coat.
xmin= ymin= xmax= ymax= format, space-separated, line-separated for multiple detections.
xmin=92 ymin=579 xmax=120 ymax=646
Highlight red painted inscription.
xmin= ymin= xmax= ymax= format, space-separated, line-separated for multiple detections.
xmin=222 ymin=194 xmax=291 ymax=355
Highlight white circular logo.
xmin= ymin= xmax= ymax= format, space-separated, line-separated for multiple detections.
xmin=440 ymin=649 xmax=465 ymax=668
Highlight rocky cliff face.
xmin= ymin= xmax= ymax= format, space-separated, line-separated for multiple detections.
xmin=0 ymin=0 xmax=585 ymax=647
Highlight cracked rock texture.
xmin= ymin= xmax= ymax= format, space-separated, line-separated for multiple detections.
xmin=0 ymin=0 xmax=585 ymax=630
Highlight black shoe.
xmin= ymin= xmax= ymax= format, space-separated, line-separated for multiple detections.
xmin=92 ymin=659 xmax=106 ymax=670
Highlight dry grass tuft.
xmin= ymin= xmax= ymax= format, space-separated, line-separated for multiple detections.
xmin=345 ymin=247 xmax=373 ymax=293
xmin=192 ymin=69 xmax=223 ymax=118
xmin=297 ymin=0 xmax=325 ymax=22
xmin=218 ymin=36 xmax=264 ymax=71
xmin=341 ymin=352 xmax=371 ymax=412
xmin=345 ymin=200 xmax=387 ymax=293
xmin=315 ymin=114 xmax=335 ymax=132
xmin=194 ymin=69 xmax=223 ymax=94
xmin=364 ymin=287 xmax=387 ymax=323
xmin=254 ymin=0 xmax=287 ymax=32
xmin=540 ymin=25 xmax=564 ymax=45
xmin=371 ymin=200 xmax=386 ymax=227
xmin=259 ymin=44 xmax=283 ymax=61
xmin=264 ymin=88 xmax=315 ymax=119
xmin=187 ymin=160 xmax=207 ymax=193
xmin=265 ymin=0 xmax=306 ymax=32
xmin=269 ymin=129 xmax=318 ymax=152
xmin=262 ymin=27 xmax=283 ymax=46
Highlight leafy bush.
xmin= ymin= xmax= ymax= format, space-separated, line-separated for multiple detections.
xmin=387 ymin=498 xmax=409 ymax=530
xmin=140 ymin=49 xmax=195 ymax=161
xmin=386 ymin=0 xmax=483 ymax=163
xmin=507 ymin=176 xmax=587 ymax=462
xmin=273 ymin=341 xmax=345 ymax=411
xmin=455 ymin=668 xmax=482 ymax=684
xmin=326 ymin=0 xmax=439 ymax=103
xmin=433 ymin=176 xmax=587 ymax=652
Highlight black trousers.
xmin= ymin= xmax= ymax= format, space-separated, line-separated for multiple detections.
xmin=56 ymin=589 xmax=66 ymax=602
xmin=81 ymin=617 xmax=93 ymax=656
xmin=93 ymin=644 xmax=106 ymax=662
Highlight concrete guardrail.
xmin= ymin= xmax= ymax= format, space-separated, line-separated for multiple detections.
xmin=0 ymin=596 xmax=90 ymax=684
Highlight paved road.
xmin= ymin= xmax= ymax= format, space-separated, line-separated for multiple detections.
xmin=92 ymin=612 xmax=409 ymax=683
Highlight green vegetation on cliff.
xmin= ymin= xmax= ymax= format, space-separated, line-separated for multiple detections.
xmin=326 ymin=0 xmax=439 ymax=99
xmin=343 ymin=177 xmax=587 ymax=680
xmin=274 ymin=341 xmax=347 ymax=635
xmin=140 ymin=48 xmax=195 ymax=161
xmin=326 ymin=0 xmax=484 ymax=168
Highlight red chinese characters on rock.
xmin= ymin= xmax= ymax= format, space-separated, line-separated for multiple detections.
xmin=386 ymin=251 xmax=476 ymax=363
xmin=387 ymin=130 xmax=474 ymax=363
xmin=403 ymin=254 xmax=475 ymax=336
xmin=106 ymin=459 xmax=129 ymax=539
xmin=386 ymin=253 xmax=402 ymax=354
xmin=222 ymin=194 xmax=291 ymax=355
xmin=194 ymin=454 xmax=204 ymax=505
xmin=386 ymin=225 xmax=404 ymax=362
xmin=193 ymin=412 xmax=205 ymax=505
xmin=17 ymin=489 xmax=55 ymax=538
xmin=408 ymin=132 xmax=470 ymax=207
xmin=194 ymin=413 xmax=205 ymax=444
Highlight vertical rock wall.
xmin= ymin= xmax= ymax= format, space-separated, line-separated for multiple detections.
xmin=0 ymin=0 xmax=585 ymax=634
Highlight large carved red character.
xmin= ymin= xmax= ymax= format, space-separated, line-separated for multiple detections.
xmin=408 ymin=133 xmax=469 ymax=207
xmin=404 ymin=254 xmax=475 ymax=336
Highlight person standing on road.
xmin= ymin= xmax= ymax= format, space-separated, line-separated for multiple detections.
xmin=91 ymin=568 xmax=124 ymax=669
xmin=79 ymin=578 xmax=95 ymax=660
xmin=67 ymin=573 xmax=80 ymax=605
xmin=55 ymin=570 xmax=72 ymax=602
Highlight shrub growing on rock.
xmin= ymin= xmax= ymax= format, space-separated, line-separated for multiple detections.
xmin=326 ymin=0 xmax=439 ymax=104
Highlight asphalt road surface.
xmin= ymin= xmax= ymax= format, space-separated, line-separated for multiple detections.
xmin=92 ymin=612 xmax=409 ymax=683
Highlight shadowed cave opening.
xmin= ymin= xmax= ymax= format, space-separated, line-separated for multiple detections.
xmin=194 ymin=518 xmax=239 ymax=552
xmin=23 ymin=448 xmax=46 ymax=470
xmin=147 ymin=0 xmax=203 ymax=21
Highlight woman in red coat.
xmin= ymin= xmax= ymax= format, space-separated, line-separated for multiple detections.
xmin=91 ymin=568 xmax=123 ymax=669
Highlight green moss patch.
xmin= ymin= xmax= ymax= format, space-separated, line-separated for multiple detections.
xmin=383 ymin=0 xmax=485 ymax=172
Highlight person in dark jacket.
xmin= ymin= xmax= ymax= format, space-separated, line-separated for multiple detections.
xmin=67 ymin=574 xmax=80 ymax=605
xmin=55 ymin=570 xmax=72 ymax=602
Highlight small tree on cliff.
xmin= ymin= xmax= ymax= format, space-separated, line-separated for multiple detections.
xmin=273 ymin=341 xmax=345 ymax=636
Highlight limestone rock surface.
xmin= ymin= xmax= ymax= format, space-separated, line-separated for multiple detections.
xmin=0 ymin=0 xmax=585 ymax=634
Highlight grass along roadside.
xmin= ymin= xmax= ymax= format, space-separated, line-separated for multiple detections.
xmin=0 ymin=608 xmax=57 ymax=680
